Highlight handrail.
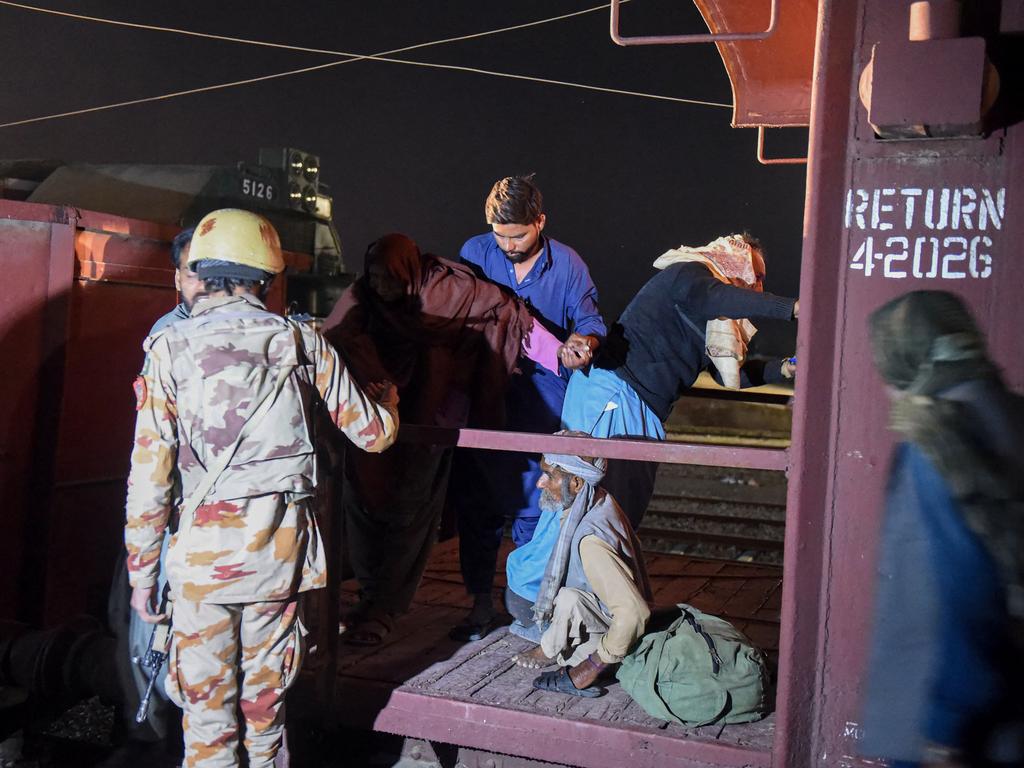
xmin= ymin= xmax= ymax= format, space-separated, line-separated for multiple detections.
xmin=398 ymin=424 xmax=789 ymax=472
xmin=756 ymin=126 xmax=809 ymax=166
xmin=610 ymin=0 xmax=779 ymax=46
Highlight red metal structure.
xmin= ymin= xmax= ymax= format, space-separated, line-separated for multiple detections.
xmin=0 ymin=200 xmax=307 ymax=626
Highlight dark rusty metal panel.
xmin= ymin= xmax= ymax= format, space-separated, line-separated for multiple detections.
xmin=16 ymin=213 xmax=79 ymax=625
xmin=0 ymin=200 xmax=312 ymax=625
xmin=43 ymin=482 xmax=132 ymax=623
xmin=398 ymin=425 xmax=789 ymax=471
xmin=695 ymin=0 xmax=819 ymax=127
xmin=1002 ymin=0 xmax=1024 ymax=33
xmin=0 ymin=215 xmax=61 ymax=621
xmin=0 ymin=198 xmax=77 ymax=225
xmin=374 ymin=690 xmax=770 ymax=768
xmin=53 ymin=280 xmax=170 ymax=477
xmin=867 ymin=37 xmax=988 ymax=137
xmin=817 ymin=153 xmax=1021 ymax=766
xmin=76 ymin=208 xmax=179 ymax=243
xmin=75 ymin=229 xmax=175 ymax=288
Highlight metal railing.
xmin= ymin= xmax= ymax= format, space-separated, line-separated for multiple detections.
xmin=398 ymin=425 xmax=788 ymax=471
xmin=610 ymin=0 xmax=779 ymax=47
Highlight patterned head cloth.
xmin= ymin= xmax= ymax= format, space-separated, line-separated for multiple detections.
xmin=653 ymin=235 xmax=763 ymax=389
xmin=532 ymin=448 xmax=608 ymax=626
xmin=652 ymin=234 xmax=759 ymax=286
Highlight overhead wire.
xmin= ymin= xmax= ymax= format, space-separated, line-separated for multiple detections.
xmin=0 ymin=0 xmax=732 ymax=130
xmin=0 ymin=0 xmax=628 ymax=57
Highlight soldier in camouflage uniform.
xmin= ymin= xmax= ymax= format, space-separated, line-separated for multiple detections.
xmin=124 ymin=208 xmax=399 ymax=767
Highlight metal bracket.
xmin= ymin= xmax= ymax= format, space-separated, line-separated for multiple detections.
xmin=610 ymin=0 xmax=779 ymax=46
xmin=756 ymin=126 xmax=808 ymax=166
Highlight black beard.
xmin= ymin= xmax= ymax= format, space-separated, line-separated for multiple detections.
xmin=503 ymin=250 xmax=529 ymax=264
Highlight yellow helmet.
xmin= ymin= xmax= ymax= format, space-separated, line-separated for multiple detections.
xmin=187 ymin=208 xmax=285 ymax=277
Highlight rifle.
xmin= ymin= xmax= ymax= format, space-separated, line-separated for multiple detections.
xmin=133 ymin=592 xmax=172 ymax=724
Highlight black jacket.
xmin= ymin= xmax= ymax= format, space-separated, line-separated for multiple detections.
xmin=597 ymin=262 xmax=795 ymax=420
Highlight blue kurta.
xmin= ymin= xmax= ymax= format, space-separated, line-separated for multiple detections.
xmin=860 ymin=442 xmax=1010 ymax=763
xmin=455 ymin=233 xmax=605 ymax=595
xmin=459 ymin=233 xmax=605 ymax=428
xmin=507 ymin=367 xmax=664 ymax=602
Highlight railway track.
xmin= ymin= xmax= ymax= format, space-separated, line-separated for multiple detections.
xmin=638 ymin=463 xmax=787 ymax=565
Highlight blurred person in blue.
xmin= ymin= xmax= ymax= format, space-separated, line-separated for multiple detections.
xmin=450 ymin=175 xmax=605 ymax=640
xmin=860 ymin=290 xmax=1024 ymax=768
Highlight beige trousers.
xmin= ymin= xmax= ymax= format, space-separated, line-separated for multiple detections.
xmin=539 ymin=587 xmax=612 ymax=666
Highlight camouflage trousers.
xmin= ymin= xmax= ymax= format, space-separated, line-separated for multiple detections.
xmin=165 ymin=597 xmax=304 ymax=768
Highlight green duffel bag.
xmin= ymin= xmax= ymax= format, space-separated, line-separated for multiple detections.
xmin=616 ymin=603 xmax=770 ymax=727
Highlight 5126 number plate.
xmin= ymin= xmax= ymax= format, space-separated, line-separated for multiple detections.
xmin=241 ymin=177 xmax=275 ymax=202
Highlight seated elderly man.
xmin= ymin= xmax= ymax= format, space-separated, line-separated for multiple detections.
xmin=509 ymin=435 xmax=652 ymax=697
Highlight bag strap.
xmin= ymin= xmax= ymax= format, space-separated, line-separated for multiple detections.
xmin=678 ymin=607 xmax=732 ymax=727
xmin=644 ymin=606 xmax=732 ymax=728
xmin=178 ymin=357 xmax=297 ymax=525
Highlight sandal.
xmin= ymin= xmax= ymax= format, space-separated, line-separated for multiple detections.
xmin=343 ymin=615 xmax=394 ymax=647
xmin=339 ymin=598 xmax=374 ymax=634
xmin=448 ymin=615 xmax=500 ymax=642
xmin=532 ymin=667 xmax=603 ymax=698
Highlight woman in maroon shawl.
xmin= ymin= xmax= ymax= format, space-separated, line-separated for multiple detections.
xmin=322 ymin=233 xmax=563 ymax=644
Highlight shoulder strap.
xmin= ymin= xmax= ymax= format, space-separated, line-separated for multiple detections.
xmin=178 ymin=360 xmax=296 ymax=524
xmin=644 ymin=607 xmax=732 ymax=727
xmin=285 ymin=318 xmax=313 ymax=366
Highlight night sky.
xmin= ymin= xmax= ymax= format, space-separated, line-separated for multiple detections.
xmin=0 ymin=0 xmax=807 ymax=353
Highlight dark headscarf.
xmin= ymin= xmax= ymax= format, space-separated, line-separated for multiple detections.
xmin=868 ymin=289 xmax=997 ymax=395
xmin=323 ymin=233 xmax=535 ymax=429
xmin=869 ymin=290 xmax=1024 ymax=617
xmin=365 ymin=232 xmax=424 ymax=305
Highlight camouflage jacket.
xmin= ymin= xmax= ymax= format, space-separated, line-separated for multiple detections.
xmin=125 ymin=294 xmax=398 ymax=603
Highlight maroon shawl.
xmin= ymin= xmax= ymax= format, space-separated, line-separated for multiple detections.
xmin=322 ymin=233 xmax=535 ymax=430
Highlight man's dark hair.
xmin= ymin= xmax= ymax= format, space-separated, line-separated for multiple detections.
xmin=485 ymin=175 xmax=543 ymax=225
xmin=198 ymin=259 xmax=274 ymax=297
xmin=201 ymin=275 xmax=272 ymax=297
xmin=170 ymin=227 xmax=196 ymax=269
xmin=739 ymin=232 xmax=764 ymax=256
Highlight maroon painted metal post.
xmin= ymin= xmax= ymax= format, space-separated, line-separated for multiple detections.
xmin=772 ymin=1 xmax=860 ymax=765
xmin=777 ymin=1 xmax=1023 ymax=766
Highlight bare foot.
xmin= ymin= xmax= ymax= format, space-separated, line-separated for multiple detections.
xmin=513 ymin=645 xmax=555 ymax=669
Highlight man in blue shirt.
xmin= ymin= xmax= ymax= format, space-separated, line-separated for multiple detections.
xmin=451 ymin=175 xmax=606 ymax=640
